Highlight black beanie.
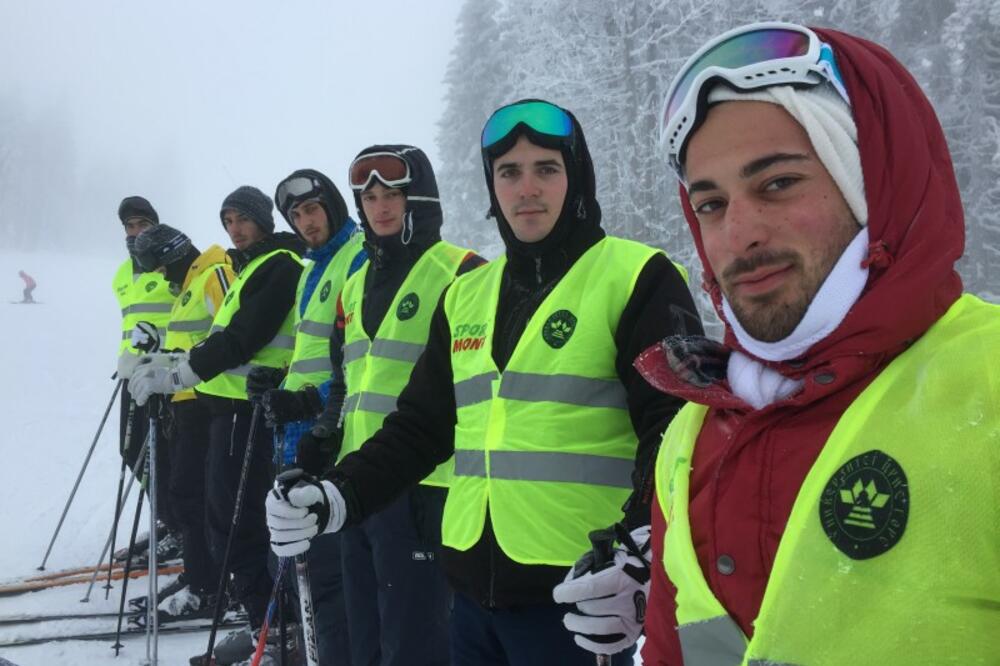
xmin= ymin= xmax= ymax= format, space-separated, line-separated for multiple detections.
xmin=118 ymin=196 xmax=159 ymax=225
xmin=220 ymin=186 xmax=275 ymax=234
xmin=133 ymin=224 xmax=192 ymax=271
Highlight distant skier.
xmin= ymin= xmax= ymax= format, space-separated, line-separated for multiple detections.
xmin=17 ymin=270 xmax=36 ymax=303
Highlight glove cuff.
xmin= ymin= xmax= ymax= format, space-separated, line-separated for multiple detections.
xmin=173 ymin=360 xmax=201 ymax=391
xmin=320 ymin=479 xmax=346 ymax=534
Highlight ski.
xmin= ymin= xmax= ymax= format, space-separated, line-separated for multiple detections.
xmin=0 ymin=610 xmax=139 ymax=626
xmin=0 ymin=617 xmax=244 ymax=649
xmin=0 ymin=563 xmax=183 ymax=597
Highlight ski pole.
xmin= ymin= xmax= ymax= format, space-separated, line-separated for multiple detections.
xmin=200 ymin=403 xmax=263 ymax=666
xmin=79 ymin=431 xmax=149 ymax=603
xmin=103 ymin=399 xmax=137 ymax=598
xmin=146 ymin=396 xmax=160 ymax=666
xmin=249 ymin=557 xmax=289 ymax=666
xmin=37 ymin=378 xmax=123 ymax=571
xmin=274 ymin=466 xmax=320 ymax=666
xmin=113 ymin=484 xmax=147 ymax=655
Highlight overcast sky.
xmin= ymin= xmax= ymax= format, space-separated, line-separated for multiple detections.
xmin=0 ymin=0 xmax=464 ymax=252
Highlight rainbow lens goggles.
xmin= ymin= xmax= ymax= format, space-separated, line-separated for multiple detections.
xmin=659 ymin=22 xmax=850 ymax=177
xmin=481 ymin=100 xmax=573 ymax=150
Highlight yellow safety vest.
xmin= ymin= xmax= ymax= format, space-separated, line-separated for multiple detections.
xmin=164 ymin=246 xmax=235 ymax=402
xmin=113 ymin=257 xmax=175 ymax=355
xmin=284 ymin=233 xmax=366 ymax=392
xmin=196 ymin=249 xmax=303 ymax=401
xmin=340 ymin=241 xmax=473 ymax=487
xmin=655 ymin=293 xmax=1000 ymax=666
xmin=442 ymin=236 xmax=659 ymax=565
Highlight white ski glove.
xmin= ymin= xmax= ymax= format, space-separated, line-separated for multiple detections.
xmin=116 ymin=346 xmax=177 ymax=381
xmin=129 ymin=353 xmax=199 ymax=406
xmin=552 ymin=523 xmax=652 ymax=656
xmin=130 ymin=321 xmax=161 ymax=353
xmin=266 ymin=471 xmax=346 ymax=557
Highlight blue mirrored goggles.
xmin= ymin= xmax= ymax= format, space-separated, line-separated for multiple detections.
xmin=481 ymin=101 xmax=574 ymax=150
xmin=660 ymin=22 xmax=850 ymax=177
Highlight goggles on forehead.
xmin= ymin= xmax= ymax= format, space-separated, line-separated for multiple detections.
xmin=481 ymin=100 xmax=574 ymax=150
xmin=348 ymin=152 xmax=412 ymax=191
xmin=275 ymin=175 xmax=322 ymax=215
xmin=660 ymin=21 xmax=850 ymax=177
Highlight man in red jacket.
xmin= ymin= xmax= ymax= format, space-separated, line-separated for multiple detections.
xmin=555 ymin=22 xmax=1000 ymax=664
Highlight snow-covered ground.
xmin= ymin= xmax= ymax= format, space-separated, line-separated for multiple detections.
xmin=0 ymin=250 xmax=212 ymax=665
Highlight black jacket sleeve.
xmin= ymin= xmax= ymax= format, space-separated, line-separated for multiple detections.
xmin=189 ymin=253 xmax=302 ymax=381
xmin=616 ymin=253 xmax=703 ymax=528
xmin=328 ymin=291 xmax=457 ymax=522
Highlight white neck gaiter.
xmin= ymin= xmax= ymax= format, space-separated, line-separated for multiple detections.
xmin=724 ymin=226 xmax=870 ymax=408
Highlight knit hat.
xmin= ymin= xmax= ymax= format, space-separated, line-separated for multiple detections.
xmin=118 ymin=196 xmax=159 ymax=225
xmin=133 ymin=224 xmax=192 ymax=272
xmin=220 ymin=186 xmax=275 ymax=234
xmin=706 ymin=83 xmax=868 ymax=225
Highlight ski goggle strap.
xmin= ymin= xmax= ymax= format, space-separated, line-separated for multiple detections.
xmin=481 ymin=100 xmax=573 ymax=150
xmin=348 ymin=152 xmax=412 ymax=191
xmin=275 ymin=175 xmax=322 ymax=215
xmin=660 ymin=21 xmax=850 ymax=174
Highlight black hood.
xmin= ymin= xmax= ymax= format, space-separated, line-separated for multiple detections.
xmin=481 ymin=100 xmax=603 ymax=260
xmin=351 ymin=144 xmax=443 ymax=266
xmin=275 ymin=168 xmax=351 ymax=239
xmin=228 ymin=231 xmax=306 ymax=274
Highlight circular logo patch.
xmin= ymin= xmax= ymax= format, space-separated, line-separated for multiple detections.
xmin=181 ymin=290 xmax=192 ymax=306
xmin=145 ymin=281 xmax=158 ymax=293
xmin=169 ymin=282 xmax=182 ymax=297
xmin=397 ymin=292 xmax=420 ymax=321
xmin=319 ymin=280 xmax=332 ymax=303
xmin=542 ymin=310 xmax=577 ymax=349
xmin=819 ymin=449 xmax=909 ymax=560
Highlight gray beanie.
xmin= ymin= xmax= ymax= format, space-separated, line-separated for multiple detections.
xmin=133 ymin=224 xmax=192 ymax=271
xmin=220 ymin=186 xmax=275 ymax=234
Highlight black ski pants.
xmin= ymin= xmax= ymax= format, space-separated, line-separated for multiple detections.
xmin=169 ymin=398 xmax=218 ymax=591
xmin=340 ymin=484 xmax=452 ymax=666
xmin=204 ymin=396 xmax=274 ymax=629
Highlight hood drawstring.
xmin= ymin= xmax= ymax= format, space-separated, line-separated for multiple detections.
xmin=862 ymin=239 xmax=894 ymax=269
xmin=401 ymin=211 xmax=414 ymax=246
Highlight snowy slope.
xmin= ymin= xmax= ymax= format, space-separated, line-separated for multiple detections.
xmin=0 ymin=250 xmax=212 ymax=665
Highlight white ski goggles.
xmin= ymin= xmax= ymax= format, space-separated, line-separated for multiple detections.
xmin=276 ymin=175 xmax=322 ymax=215
xmin=348 ymin=152 xmax=412 ymax=191
xmin=659 ymin=21 xmax=850 ymax=178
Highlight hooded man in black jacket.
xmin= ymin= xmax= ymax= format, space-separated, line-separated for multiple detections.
xmin=265 ymin=145 xmax=484 ymax=665
xmin=264 ymin=102 xmax=702 ymax=665
xmin=131 ymin=185 xmax=305 ymax=644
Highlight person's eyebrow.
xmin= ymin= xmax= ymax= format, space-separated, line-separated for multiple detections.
xmin=533 ymin=159 xmax=562 ymax=168
xmin=740 ymin=152 xmax=810 ymax=179
xmin=687 ymin=152 xmax=811 ymax=196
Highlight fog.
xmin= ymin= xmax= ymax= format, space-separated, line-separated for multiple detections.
xmin=0 ymin=0 xmax=463 ymax=254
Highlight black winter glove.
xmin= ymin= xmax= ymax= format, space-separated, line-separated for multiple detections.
xmin=246 ymin=367 xmax=287 ymax=403
xmin=262 ymin=386 xmax=324 ymax=427
xmin=295 ymin=426 xmax=344 ymax=477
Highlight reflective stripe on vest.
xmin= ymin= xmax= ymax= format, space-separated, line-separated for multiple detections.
xmin=340 ymin=241 xmax=473 ymax=488
xmin=654 ymin=294 xmax=1000 ymax=665
xmin=113 ymin=257 xmax=176 ymax=355
xmin=442 ymin=236 xmax=660 ymax=566
xmin=284 ymin=233 xmax=365 ymax=392
xmin=196 ymin=249 xmax=303 ymax=400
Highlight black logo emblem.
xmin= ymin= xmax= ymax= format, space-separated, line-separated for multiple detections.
xmin=319 ymin=280 xmax=332 ymax=303
xmin=819 ymin=450 xmax=908 ymax=560
xmin=181 ymin=290 xmax=192 ymax=306
xmin=145 ymin=281 xmax=158 ymax=293
xmin=397 ymin=293 xmax=419 ymax=321
xmin=542 ymin=310 xmax=577 ymax=349
xmin=169 ymin=282 xmax=182 ymax=297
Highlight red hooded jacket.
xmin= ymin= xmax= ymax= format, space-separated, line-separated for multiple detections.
xmin=637 ymin=28 xmax=965 ymax=664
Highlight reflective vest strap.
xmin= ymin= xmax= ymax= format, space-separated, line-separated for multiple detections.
xmin=168 ymin=318 xmax=213 ymax=332
xmin=289 ymin=358 xmax=333 ymax=375
xmin=124 ymin=302 xmax=174 ymax=315
xmin=486 ymin=451 xmax=634 ymax=488
xmin=454 ymin=449 xmax=486 ymax=477
xmin=298 ymin=319 xmax=334 ymax=337
xmin=271 ymin=334 xmax=296 ymax=350
xmin=370 ymin=338 xmax=425 ymax=363
xmin=454 ymin=372 xmax=498 ymax=408
xmin=343 ymin=391 xmax=398 ymax=415
xmin=677 ymin=616 xmax=748 ymax=666
xmin=499 ymin=372 xmax=628 ymax=409
xmin=343 ymin=339 xmax=371 ymax=364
